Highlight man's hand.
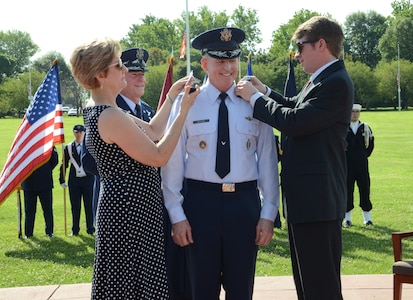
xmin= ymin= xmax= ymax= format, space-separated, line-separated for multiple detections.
xmin=171 ymin=220 xmax=194 ymax=247
xmin=255 ymin=218 xmax=274 ymax=246
xmin=235 ymin=80 xmax=259 ymax=101
xmin=60 ymin=182 xmax=68 ymax=188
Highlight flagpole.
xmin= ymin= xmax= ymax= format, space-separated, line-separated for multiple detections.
xmin=397 ymin=43 xmax=401 ymax=111
xmin=185 ymin=0 xmax=191 ymax=75
xmin=17 ymin=190 xmax=22 ymax=238
xmin=62 ymin=144 xmax=68 ymax=236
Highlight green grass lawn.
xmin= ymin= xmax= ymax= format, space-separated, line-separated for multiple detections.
xmin=0 ymin=110 xmax=413 ymax=288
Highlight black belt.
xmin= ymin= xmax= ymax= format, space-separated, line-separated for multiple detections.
xmin=186 ymin=178 xmax=257 ymax=193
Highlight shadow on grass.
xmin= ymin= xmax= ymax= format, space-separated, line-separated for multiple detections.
xmin=258 ymin=222 xmax=413 ymax=271
xmin=4 ymin=234 xmax=95 ymax=268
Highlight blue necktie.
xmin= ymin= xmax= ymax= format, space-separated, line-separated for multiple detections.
xmin=135 ymin=104 xmax=142 ymax=119
xmin=215 ymin=92 xmax=230 ymax=178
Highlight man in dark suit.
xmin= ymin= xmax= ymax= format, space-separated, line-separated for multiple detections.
xmin=59 ymin=124 xmax=95 ymax=236
xmin=22 ymin=146 xmax=58 ymax=238
xmin=116 ymin=48 xmax=155 ymax=121
xmin=236 ymin=16 xmax=353 ymax=300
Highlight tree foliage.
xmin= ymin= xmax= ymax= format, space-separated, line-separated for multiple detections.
xmin=0 ymin=30 xmax=39 ymax=83
xmin=379 ymin=17 xmax=413 ymax=62
xmin=344 ymin=11 xmax=387 ymax=69
xmin=1 ymin=1 xmax=413 ymax=116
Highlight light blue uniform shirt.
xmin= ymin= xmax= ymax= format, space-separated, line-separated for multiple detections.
xmin=161 ymin=80 xmax=280 ymax=224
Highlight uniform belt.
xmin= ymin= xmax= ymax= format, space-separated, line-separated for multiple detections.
xmin=186 ymin=178 xmax=257 ymax=193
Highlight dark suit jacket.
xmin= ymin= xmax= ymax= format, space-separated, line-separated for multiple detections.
xmin=116 ymin=95 xmax=155 ymax=122
xmin=254 ymin=60 xmax=353 ymax=224
xmin=22 ymin=147 xmax=58 ymax=191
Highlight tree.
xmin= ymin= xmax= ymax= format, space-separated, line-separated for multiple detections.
xmin=0 ymin=69 xmax=44 ymax=117
xmin=343 ymin=11 xmax=388 ymax=69
xmin=375 ymin=59 xmax=413 ymax=109
xmin=379 ymin=17 xmax=413 ymax=63
xmin=32 ymin=52 xmax=79 ymax=108
xmin=230 ymin=5 xmax=262 ymax=54
xmin=391 ymin=0 xmax=413 ymax=19
xmin=121 ymin=15 xmax=177 ymax=64
xmin=0 ymin=30 xmax=39 ymax=83
xmin=345 ymin=61 xmax=378 ymax=108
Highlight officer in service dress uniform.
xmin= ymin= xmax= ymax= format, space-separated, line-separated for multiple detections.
xmin=59 ymin=124 xmax=95 ymax=236
xmin=161 ymin=27 xmax=279 ymax=300
xmin=116 ymin=48 xmax=155 ymax=121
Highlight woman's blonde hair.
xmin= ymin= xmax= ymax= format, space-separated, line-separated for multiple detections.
xmin=70 ymin=37 xmax=122 ymax=89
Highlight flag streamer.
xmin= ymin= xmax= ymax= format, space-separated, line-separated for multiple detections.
xmin=157 ymin=56 xmax=174 ymax=111
xmin=284 ymin=48 xmax=297 ymax=97
xmin=246 ymin=53 xmax=253 ymax=77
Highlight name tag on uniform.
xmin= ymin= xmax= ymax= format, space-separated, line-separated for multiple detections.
xmin=193 ymin=119 xmax=209 ymax=124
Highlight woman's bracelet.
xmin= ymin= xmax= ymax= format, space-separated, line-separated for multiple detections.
xmin=166 ymin=94 xmax=175 ymax=105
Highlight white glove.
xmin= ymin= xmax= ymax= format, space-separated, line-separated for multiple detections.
xmin=61 ymin=183 xmax=68 ymax=188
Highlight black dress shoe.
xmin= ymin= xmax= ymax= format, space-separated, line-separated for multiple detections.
xmin=46 ymin=233 xmax=54 ymax=238
xmin=365 ymin=220 xmax=374 ymax=226
xmin=343 ymin=220 xmax=352 ymax=228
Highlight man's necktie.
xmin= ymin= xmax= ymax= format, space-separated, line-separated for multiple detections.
xmin=215 ymin=92 xmax=230 ymax=178
xmin=135 ymin=104 xmax=142 ymax=119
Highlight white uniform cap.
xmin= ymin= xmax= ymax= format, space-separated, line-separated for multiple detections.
xmin=353 ymin=104 xmax=362 ymax=110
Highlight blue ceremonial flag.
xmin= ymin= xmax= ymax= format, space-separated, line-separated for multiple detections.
xmin=284 ymin=49 xmax=297 ymax=97
xmin=0 ymin=60 xmax=64 ymax=204
xmin=246 ymin=53 xmax=253 ymax=76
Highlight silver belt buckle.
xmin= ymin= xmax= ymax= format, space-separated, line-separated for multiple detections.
xmin=222 ymin=183 xmax=235 ymax=192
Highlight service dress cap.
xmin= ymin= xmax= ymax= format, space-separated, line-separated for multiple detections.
xmin=192 ymin=27 xmax=245 ymax=59
xmin=73 ymin=124 xmax=85 ymax=132
xmin=353 ymin=104 xmax=362 ymax=111
xmin=121 ymin=48 xmax=149 ymax=72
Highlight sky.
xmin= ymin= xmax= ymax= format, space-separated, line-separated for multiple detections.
xmin=0 ymin=0 xmax=395 ymax=63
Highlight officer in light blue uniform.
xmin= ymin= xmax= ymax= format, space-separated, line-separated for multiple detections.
xmin=162 ymin=27 xmax=280 ymax=300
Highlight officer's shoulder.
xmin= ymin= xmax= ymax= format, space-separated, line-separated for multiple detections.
xmin=140 ymin=100 xmax=154 ymax=110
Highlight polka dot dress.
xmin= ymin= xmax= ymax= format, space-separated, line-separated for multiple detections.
xmin=84 ymin=105 xmax=169 ymax=299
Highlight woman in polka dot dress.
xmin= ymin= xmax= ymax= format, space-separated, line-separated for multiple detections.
xmin=69 ymin=37 xmax=199 ymax=299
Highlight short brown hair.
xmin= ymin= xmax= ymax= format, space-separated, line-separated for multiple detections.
xmin=70 ymin=38 xmax=122 ymax=89
xmin=292 ymin=16 xmax=344 ymax=59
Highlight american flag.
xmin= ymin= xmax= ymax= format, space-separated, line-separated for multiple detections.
xmin=0 ymin=60 xmax=64 ymax=205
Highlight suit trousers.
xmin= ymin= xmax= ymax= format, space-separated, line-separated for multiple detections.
xmin=288 ymin=219 xmax=343 ymax=300
xmin=24 ymin=190 xmax=53 ymax=236
xmin=183 ymin=180 xmax=260 ymax=300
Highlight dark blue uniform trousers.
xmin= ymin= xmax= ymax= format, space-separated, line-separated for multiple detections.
xmin=183 ymin=179 xmax=260 ymax=300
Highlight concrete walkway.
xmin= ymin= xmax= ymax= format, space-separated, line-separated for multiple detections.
xmin=1 ymin=274 xmax=412 ymax=299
